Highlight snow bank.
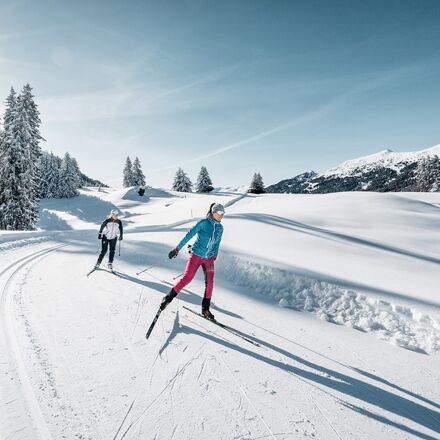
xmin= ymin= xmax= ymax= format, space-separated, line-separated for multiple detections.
xmin=0 ymin=232 xmax=54 ymax=252
xmin=218 ymin=255 xmax=440 ymax=354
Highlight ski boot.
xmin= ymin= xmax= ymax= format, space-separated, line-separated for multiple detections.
xmin=160 ymin=288 xmax=178 ymax=311
xmin=202 ymin=298 xmax=215 ymax=320
xmin=107 ymin=262 xmax=113 ymax=271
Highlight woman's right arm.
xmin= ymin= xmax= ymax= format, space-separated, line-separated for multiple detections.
xmin=99 ymin=219 xmax=109 ymax=234
xmin=176 ymin=220 xmax=203 ymax=250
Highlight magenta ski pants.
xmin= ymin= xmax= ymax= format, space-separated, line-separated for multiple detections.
xmin=173 ymin=253 xmax=215 ymax=299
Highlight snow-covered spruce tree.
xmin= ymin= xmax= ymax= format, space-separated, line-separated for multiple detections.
xmin=0 ymin=89 xmax=16 ymax=158
xmin=429 ymin=156 xmax=440 ymax=191
xmin=0 ymin=87 xmax=39 ymax=230
xmin=39 ymin=151 xmax=50 ymax=197
xmin=132 ymin=157 xmax=146 ymax=186
xmin=248 ymin=172 xmax=265 ymax=194
xmin=417 ymin=155 xmax=440 ymax=192
xmin=196 ymin=166 xmax=213 ymax=193
xmin=172 ymin=167 xmax=193 ymax=192
xmin=416 ymin=157 xmax=436 ymax=192
xmin=19 ymin=84 xmax=43 ymax=201
xmin=51 ymin=154 xmax=63 ymax=198
xmin=58 ymin=152 xmax=79 ymax=198
xmin=71 ymin=157 xmax=82 ymax=189
xmin=123 ymin=156 xmax=133 ymax=187
xmin=39 ymin=151 xmax=60 ymax=198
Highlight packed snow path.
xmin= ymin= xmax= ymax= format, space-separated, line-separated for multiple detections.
xmin=0 ymin=188 xmax=439 ymax=439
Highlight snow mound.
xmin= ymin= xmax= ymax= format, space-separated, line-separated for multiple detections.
xmin=121 ymin=186 xmax=173 ymax=202
xmin=219 ymin=256 xmax=440 ymax=354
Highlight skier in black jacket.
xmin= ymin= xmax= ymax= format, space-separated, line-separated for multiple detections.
xmin=95 ymin=209 xmax=123 ymax=270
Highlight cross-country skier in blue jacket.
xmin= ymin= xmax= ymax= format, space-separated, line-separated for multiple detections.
xmin=161 ymin=203 xmax=225 ymax=319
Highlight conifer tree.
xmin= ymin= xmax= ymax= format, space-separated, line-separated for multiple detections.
xmin=132 ymin=156 xmax=146 ymax=186
xmin=172 ymin=167 xmax=193 ymax=192
xmin=196 ymin=166 xmax=214 ymax=193
xmin=123 ymin=156 xmax=133 ymax=187
xmin=248 ymin=172 xmax=266 ymax=194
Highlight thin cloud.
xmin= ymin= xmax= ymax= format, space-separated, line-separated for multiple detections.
xmin=40 ymin=64 xmax=240 ymax=123
xmin=147 ymin=64 xmax=423 ymax=173
xmin=0 ymin=28 xmax=52 ymax=42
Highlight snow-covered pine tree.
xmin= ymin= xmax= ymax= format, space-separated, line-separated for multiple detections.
xmin=132 ymin=157 xmax=146 ymax=186
xmin=51 ymin=154 xmax=62 ymax=198
xmin=58 ymin=152 xmax=79 ymax=198
xmin=123 ymin=156 xmax=133 ymax=187
xmin=0 ymin=88 xmax=16 ymax=168
xmin=172 ymin=167 xmax=193 ymax=192
xmin=196 ymin=166 xmax=214 ymax=193
xmin=71 ymin=157 xmax=82 ymax=189
xmin=39 ymin=151 xmax=59 ymax=198
xmin=0 ymin=87 xmax=38 ymax=230
xmin=418 ymin=155 xmax=440 ymax=192
xmin=248 ymin=172 xmax=265 ymax=194
xmin=46 ymin=152 xmax=61 ymax=198
xmin=39 ymin=151 xmax=50 ymax=198
xmin=429 ymin=155 xmax=440 ymax=191
xmin=19 ymin=84 xmax=43 ymax=202
xmin=416 ymin=157 xmax=432 ymax=192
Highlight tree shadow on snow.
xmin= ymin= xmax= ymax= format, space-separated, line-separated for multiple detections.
xmin=38 ymin=209 xmax=73 ymax=231
xmin=227 ymin=213 xmax=440 ymax=266
xmin=40 ymin=194 xmax=126 ymax=226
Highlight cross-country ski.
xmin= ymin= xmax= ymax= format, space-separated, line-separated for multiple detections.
xmin=182 ymin=305 xmax=260 ymax=347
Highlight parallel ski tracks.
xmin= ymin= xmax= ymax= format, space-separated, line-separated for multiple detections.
xmin=0 ymin=243 xmax=68 ymax=440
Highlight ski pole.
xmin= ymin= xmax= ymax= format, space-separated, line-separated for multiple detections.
xmin=118 ymin=239 xmax=121 ymax=257
xmin=172 ymin=273 xmax=184 ymax=280
xmin=136 ymin=265 xmax=156 ymax=276
xmin=136 ymin=261 xmax=164 ymax=276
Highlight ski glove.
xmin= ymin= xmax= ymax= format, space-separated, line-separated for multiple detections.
xmin=119 ymin=236 xmax=123 ymax=241
xmin=168 ymin=248 xmax=179 ymax=259
xmin=98 ymin=233 xmax=102 ymax=239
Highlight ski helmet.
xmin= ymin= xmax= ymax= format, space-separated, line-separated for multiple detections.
xmin=110 ymin=209 xmax=119 ymax=216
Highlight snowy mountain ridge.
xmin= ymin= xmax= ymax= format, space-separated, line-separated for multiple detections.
xmin=267 ymin=143 xmax=440 ymax=194
xmin=322 ymin=144 xmax=440 ymax=178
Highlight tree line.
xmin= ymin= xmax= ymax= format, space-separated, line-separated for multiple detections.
xmin=171 ymin=167 xmax=265 ymax=194
xmin=0 ymin=85 xmax=98 ymax=230
xmin=122 ymin=158 xmax=266 ymax=194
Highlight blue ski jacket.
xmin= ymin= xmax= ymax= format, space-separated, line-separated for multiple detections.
xmin=177 ymin=217 xmax=223 ymax=259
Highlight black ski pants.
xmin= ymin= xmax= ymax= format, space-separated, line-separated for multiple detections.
xmin=98 ymin=237 xmax=117 ymax=263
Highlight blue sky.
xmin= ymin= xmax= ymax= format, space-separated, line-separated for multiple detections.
xmin=0 ymin=0 xmax=439 ymax=188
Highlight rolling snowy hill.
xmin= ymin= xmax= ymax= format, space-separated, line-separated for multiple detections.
xmin=0 ymin=188 xmax=439 ymax=440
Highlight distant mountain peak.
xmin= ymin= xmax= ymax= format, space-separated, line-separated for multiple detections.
xmin=266 ymin=143 xmax=440 ymax=194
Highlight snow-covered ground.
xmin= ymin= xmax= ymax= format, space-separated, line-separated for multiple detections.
xmin=1 ymin=187 xmax=439 ymax=440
